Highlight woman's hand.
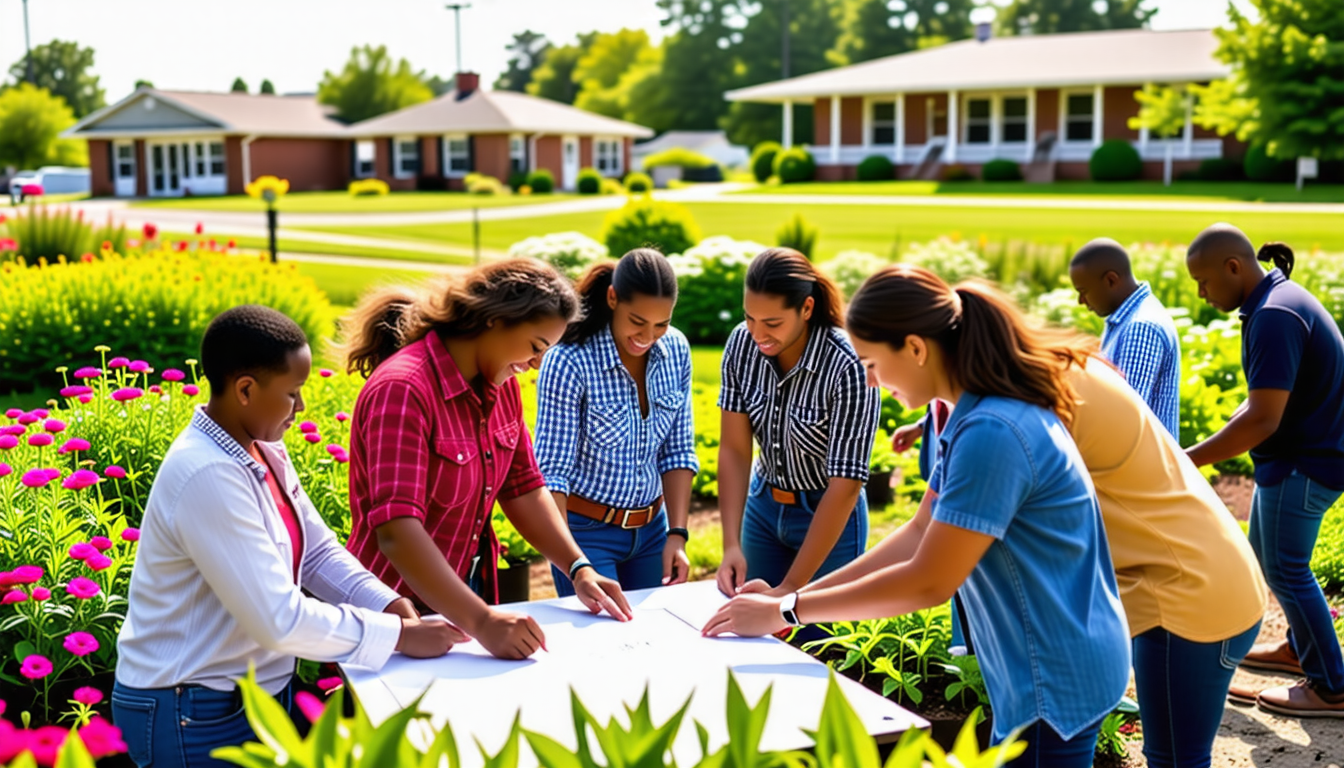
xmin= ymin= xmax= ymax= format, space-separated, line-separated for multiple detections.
xmin=701 ymin=593 xmax=787 ymax=638
xmin=662 ymin=537 xmax=690 ymax=585
xmin=383 ymin=597 xmax=420 ymax=621
xmin=573 ymin=568 xmax=634 ymax=621
xmin=891 ymin=422 xmax=925 ymax=453
xmin=715 ymin=545 xmax=748 ymax=597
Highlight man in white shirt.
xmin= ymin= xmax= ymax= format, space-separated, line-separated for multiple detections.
xmin=112 ymin=306 xmax=460 ymax=768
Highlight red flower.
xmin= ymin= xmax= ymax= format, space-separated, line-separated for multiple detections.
xmin=227 ymin=239 xmax=237 ymax=249
xmin=101 ymin=240 xmax=113 ymax=251
xmin=0 ymin=238 xmax=17 ymax=252
xmin=142 ymin=222 xmax=158 ymax=240
xmin=194 ymin=222 xmax=204 ymax=235
xmin=80 ymin=253 xmax=95 ymax=263
xmin=175 ymin=240 xmax=189 ymax=252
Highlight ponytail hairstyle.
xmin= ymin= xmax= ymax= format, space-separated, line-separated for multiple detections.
xmin=846 ymin=265 xmax=1098 ymax=427
xmin=1257 ymin=241 xmax=1295 ymax=279
xmin=563 ymin=248 xmax=678 ymax=345
xmin=744 ymin=247 xmax=844 ymax=329
xmin=341 ymin=258 xmax=580 ymax=377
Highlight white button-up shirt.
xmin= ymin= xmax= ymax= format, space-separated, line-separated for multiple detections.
xmin=116 ymin=408 xmax=402 ymax=694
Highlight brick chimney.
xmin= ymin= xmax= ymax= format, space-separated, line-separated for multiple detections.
xmin=455 ymin=72 xmax=480 ymax=101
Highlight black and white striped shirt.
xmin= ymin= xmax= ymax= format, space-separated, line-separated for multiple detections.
xmin=718 ymin=322 xmax=880 ymax=491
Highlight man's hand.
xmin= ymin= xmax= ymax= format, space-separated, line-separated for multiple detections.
xmin=891 ymin=422 xmax=925 ymax=454
xmin=662 ymin=537 xmax=690 ymax=585
xmin=715 ymin=545 xmax=748 ymax=597
xmin=395 ymin=617 xmax=468 ymax=658
xmin=702 ymin=594 xmax=787 ymax=638
xmin=473 ymin=608 xmax=548 ymax=660
xmin=573 ymin=568 xmax=634 ymax=621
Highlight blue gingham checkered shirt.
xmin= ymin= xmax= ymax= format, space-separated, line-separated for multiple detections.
xmin=535 ymin=325 xmax=699 ymax=509
xmin=1101 ymin=282 xmax=1181 ymax=439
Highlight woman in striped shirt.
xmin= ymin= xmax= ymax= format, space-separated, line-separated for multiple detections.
xmin=715 ymin=248 xmax=881 ymax=598
xmin=535 ymin=249 xmax=699 ymax=596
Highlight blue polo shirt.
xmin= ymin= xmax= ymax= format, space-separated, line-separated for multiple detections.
xmin=932 ymin=393 xmax=1130 ymax=742
xmin=1240 ymin=269 xmax=1344 ymax=490
xmin=1101 ymin=282 xmax=1181 ymax=439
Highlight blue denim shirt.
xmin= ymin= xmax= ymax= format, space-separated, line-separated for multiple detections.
xmin=932 ymin=393 xmax=1130 ymax=741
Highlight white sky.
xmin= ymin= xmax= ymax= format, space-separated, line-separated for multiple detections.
xmin=0 ymin=0 xmax=1255 ymax=102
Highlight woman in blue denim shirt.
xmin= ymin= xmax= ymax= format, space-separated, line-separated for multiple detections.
xmin=706 ymin=266 xmax=1130 ymax=768
xmin=535 ymin=250 xmax=699 ymax=595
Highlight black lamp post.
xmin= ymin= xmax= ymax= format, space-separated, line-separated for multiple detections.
xmin=262 ymin=188 xmax=278 ymax=263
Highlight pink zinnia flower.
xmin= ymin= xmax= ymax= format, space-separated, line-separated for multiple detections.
xmin=299 ymin=421 xmax=318 ymax=433
xmin=64 ymin=631 xmax=100 ymax=656
xmin=0 ymin=571 xmax=12 ymax=587
xmin=20 ymin=654 xmax=52 ymax=679
xmin=304 ymin=432 xmax=321 ymax=444
xmin=0 ymin=719 xmax=23 ymax=764
xmin=326 ymin=444 xmax=345 ymax=456
xmin=332 ymin=451 xmax=349 ymax=464
xmin=66 ymin=577 xmax=101 ymax=599
xmin=43 ymin=419 xmax=66 ymax=432
xmin=0 ymin=462 xmax=11 ymax=476
xmin=60 ymin=385 xmax=93 ymax=398
xmin=79 ymin=717 xmax=128 ymax=759
xmin=128 ymin=360 xmax=150 ymax=373
xmin=73 ymin=367 xmax=102 ymax=379
xmin=86 ymin=553 xmax=113 ymax=571
xmin=3 ymin=408 xmax=20 ymax=419
xmin=295 ymin=691 xmax=325 ymax=723
xmin=32 ymin=587 xmax=50 ymax=601
xmin=90 ymin=535 xmax=113 ymax=551
xmin=320 ymin=368 xmax=334 ymax=378
xmin=148 ymin=385 xmax=162 ymax=395
xmin=121 ymin=527 xmax=141 ymax=542
xmin=44 ymin=468 xmax=61 ymax=480
xmin=183 ymin=384 xmax=200 ymax=396
xmin=316 ymin=676 xmax=344 ymax=693
xmin=0 ymin=436 xmax=16 ymax=451
xmin=62 ymin=469 xmax=100 ymax=490
xmin=111 ymin=387 xmax=143 ymax=402
xmin=21 ymin=468 xmax=53 ymax=488
xmin=104 ymin=465 xmax=127 ymax=479
xmin=335 ymin=412 xmax=350 ymax=422
xmin=72 ymin=686 xmax=103 ymax=706
xmin=162 ymin=369 xmax=185 ymax=382
xmin=27 ymin=433 xmax=53 ymax=447
xmin=17 ymin=412 xmax=39 ymax=425
xmin=79 ymin=394 xmax=92 ymax=404
xmin=108 ymin=357 xmax=129 ymax=369
xmin=27 ymin=725 xmax=68 ymax=766
xmin=2 ymin=424 xmax=25 ymax=436
xmin=69 ymin=542 xmax=96 ymax=560
xmin=59 ymin=438 xmax=91 ymax=454
xmin=12 ymin=565 xmax=42 ymax=583
xmin=2 ymin=590 xmax=26 ymax=604
xmin=33 ymin=409 xmax=48 ymax=418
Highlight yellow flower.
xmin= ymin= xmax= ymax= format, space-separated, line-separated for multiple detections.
xmin=246 ymin=175 xmax=290 ymax=200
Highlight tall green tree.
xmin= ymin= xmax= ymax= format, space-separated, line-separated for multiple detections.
xmin=5 ymin=40 xmax=105 ymax=118
xmin=998 ymin=0 xmax=1156 ymax=35
xmin=317 ymin=45 xmax=434 ymax=123
xmin=1193 ymin=0 xmax=1344 ymax=161
xmin=230 ymin=77 xmax=248 ymax=93
xmin=527 ymin=33 xmax=597 ymax=104
xmin=573 ymin=29 xmax=660 ymax=119
xmin=494 ymin=30 xmax=551 ymax=92
xmin=651 ymin=0 xmax=744 ymax=130
xmin=259 ymin=79 xmax=276 ymax=95
xmin=0 ymin=84 xmax=87 ymax=169
xmin=133 ymin=79 xmax=153 ymax=90
xmin=830 ymin=0 xmax=976 ymax=65
xmin=1129 ymin=83 xmax=1189 ymax=185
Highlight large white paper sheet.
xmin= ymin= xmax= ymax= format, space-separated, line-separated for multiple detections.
xmin=342 ymin=580 xmax=926 ymax=768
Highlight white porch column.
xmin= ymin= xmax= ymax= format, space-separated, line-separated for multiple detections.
xmin=1093 ymin=84 xmax=1104 ymax=148
xmin=782 ymin=100 xmax=794 ymax=149
xmin=830 ymin=94 xmax=841 ymax=164
xmin=1182 ymin=94 xmax=1194 ymax=158
xmin=1138 ymin=82 xmax=1151 ymax=157
xmin=946 ymin=90 xmax=959 ymax=163
xmin=861 ymin=98 xmax=872 ymax=152
xmin=1025 ymin=88 xmax=1036 ymax=162
xmin=895 ymin=93 xmax=905 ymax=165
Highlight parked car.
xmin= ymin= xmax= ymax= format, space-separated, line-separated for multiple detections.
xmin=8 ymin=166 xmax=90 ymax=203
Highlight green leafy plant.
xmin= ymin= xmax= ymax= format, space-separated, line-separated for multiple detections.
xmin=1242 ymin=142 xmax=1294 ymax=182
xmin=941 ymin=655 xmax=990 ymax=716
xmin=1089 ymin=139 xmax=1143 ymax=182
xmin=749 ymin=142 xmax=782 ymax=183
xmin=771 ymin=148 xmax=815 ymax=184
xmin=623 ymin=172 xmax=654 ymax=193
xmin=2 ymin=205 xmax=104 ymax=263
xmin=601 ymin=198 xmax=702 ymax=260
xmin=981 ymin=159 xmax=1023 ymax=182
xmin=821 ymin=250 xmax=888 ymax=299
xmin=666 ymin=236 xmax=763 ymax=345
xmin=526 ymin=169 xmax=555 ymax=194
xmin=642 ymin=147 xmax=718 ymax=170
xmin=507 ymin=232 xmax=608 ymax=281
xmin=466 ymin=174 xmax=509 ymax=196
xmin=803 ymin=607 xmax=954 ymax=707
xmin=774 ymin=214 xmax=818 ymax=260
xmin=576 ymin=168 xmax=603 ymax=195
xmin=1095 ymin=707 xmax=1139 ymax=758
xmin=856 ymin=155 xmax=894 ymax=182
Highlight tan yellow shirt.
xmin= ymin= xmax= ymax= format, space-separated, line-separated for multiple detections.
xmin=1069 ymin=358 xmax=1267 ymax=641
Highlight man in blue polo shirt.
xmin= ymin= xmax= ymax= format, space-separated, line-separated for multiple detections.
xmin=1185 ymin=223 xmax=1344 ymax=718
xmin=1070 ymin=239 xmax=1181 ymax=438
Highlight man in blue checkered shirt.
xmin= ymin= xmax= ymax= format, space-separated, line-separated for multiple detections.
xmin=1070 ymin=239 xmax=1181 ymax=439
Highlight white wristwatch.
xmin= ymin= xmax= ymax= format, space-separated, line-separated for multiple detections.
xmin=779 ymin=592 xmax=802 ymax=627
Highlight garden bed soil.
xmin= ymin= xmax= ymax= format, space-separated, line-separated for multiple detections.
xmin=1215 ymin=474 xmax=1256 ymax=521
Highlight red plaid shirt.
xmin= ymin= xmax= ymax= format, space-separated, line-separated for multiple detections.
xmin=346 ymin=331 xmax=545 ymax=603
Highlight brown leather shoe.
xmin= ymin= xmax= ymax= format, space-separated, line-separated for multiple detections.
xmin=1227 ymin=684 xmax=1260 ymax=705
xmin=1239 ymin=639 xmax=1304 ymax=675
xmin=1257 ymin=680 xmax=1344 ymax=719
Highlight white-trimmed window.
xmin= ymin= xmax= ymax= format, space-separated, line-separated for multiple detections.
xmin=1065 ymin=92 xmax=1095 ymax=142
xmin=443 ymin=135 xmax=470 ymax=177
xmin=354 ymin=140 xmax=375 ymax=178
xmin=394 ymin=136 xmax=420 ymax=178
xmin=594 ymin=138 xmax=623 ymax=175
xmin=115 ymin=143 xmax=135 ymax=178
xmin=965 ymin=98 xmax=992 ymax=144
xmin=509 ymin=136 xmax=526 ymax=174
xmin=208 ymin=141 xmax=225 ymax=175
xmin=1002 ymin=97 xmax=1029 ymax=143
xmin=870 ymin=101 xmax=896 ymax=145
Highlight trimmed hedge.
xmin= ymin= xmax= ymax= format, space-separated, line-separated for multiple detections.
xmin=601 ymin=198 xmax=702 ymax=258
xmin=982 ymin=159 xmax=1023 ymax=182
xmin=1244 ymin=143 xmax=1294 ymax=183
xmin=1089 ymin=140 xmax=1143 ymax=181
xmin=624 ymin=172 xmax=653 ymax=193
xmin=576 ymin=168 xmax=602 ymax=195
xmin=773 ymin=147 xmax=816 ymax=183
xmin=642 ymin=147 xmax=717 ymax=169
xmin=526 ymin=169 xmax=555 ymax=193
xmin=750 ymin=142 xmax=783 ymax=183
xmin=856 ymin=155 xmax=894 ymax=181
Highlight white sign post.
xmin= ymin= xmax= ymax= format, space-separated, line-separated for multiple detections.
xmin=1297 ymin=156 xmax=1318 ymax=192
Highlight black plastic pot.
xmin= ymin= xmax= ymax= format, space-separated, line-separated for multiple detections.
xmin=496 ymin=561 xmax=531 ymax=604
xmin=866 ymin=471 xmax=894 ymax=507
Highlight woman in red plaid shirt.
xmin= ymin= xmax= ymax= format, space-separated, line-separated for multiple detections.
xmin=342 ymin=260 xmax=633 ymax=661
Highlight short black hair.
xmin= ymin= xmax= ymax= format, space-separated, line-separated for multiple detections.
xmin=201 ymin=305 xmax=309 ymax=392
xmin=1070 ymin=238 xmax=1132 ymax=279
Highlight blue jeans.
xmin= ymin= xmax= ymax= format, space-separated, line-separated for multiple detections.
xmin=111 ymin=679 xmax=297 ymax=768
xmin=1132 ymin=621 xmax=1260 ymax=768
xmin=552 ymin=509 xmax=667 ymax=596
xmin=740 ymin=474 xmax=867 ymax=587
xmin=1248 ymin=470 xmax=1344 ymax=693
xmin=1004 ymin=718 xmax=1101 ymax=768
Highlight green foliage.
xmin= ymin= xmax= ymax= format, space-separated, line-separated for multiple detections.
xmin=467 ymin=174 xmax=508 ymax=196
xmin=1128 ymin=83 xmax=1189 ymax=139
xmin=6 ymin=39 xmax=106 ymax=118
xmin=830 ymin=0 xmax=975 ymax=66
xmin=1096 ymin=710 xmax=1138 ymax=758
xmin=750 ymin=143 xmax=782 ymax=184
xmin=1089 ymin=139 xmax=1144 ymax=181
xmin=1243 ymin=143 xmax=1294 ymax=182
xmin=572 ymin=29 xmax=664 ymax=123
xmin=667 ymin=236 xmax=763 ymax=344
xmin=856 ymin=155 xmax=894 ymax=182
xmin=997 ymin=0 xmax=1156 ymax=35
xmin=981 ymin=159 xmax=1023 ymax=182
xmin=772 ymin=148 xmax=815 ymax=184
xmin=317 ymin=45 xmax=434 ymax=123
xmin=0 ymin=84 xmax=87 ymax=171
xmin=494 ymin=506 xmax=541 ymax=565
xmin=803 ymin=607 xmax=954 ymax=707
xmin=2 ymin=203 xmax=126 ymax=263
xmin=774 ymin=214 xmax=818 ymax=260
xmin=495 ymin=31 xmax=552 ymax=93
xmin=900 ymin=237 xmax=991 ymax=285
xmin=527 ymin=33 xmax=596 ymax=105
xmin=601 ymin=198 xmax=701 ymax=259
xmin=576 ymin=168 xmax=603 ymax=195
xmin=642 ymin=147 xmax=718 ymax=170
xmin=260 ymin=79 xmax=276 ymax=95
xmin=941 ymin=655 xmax=990 ymax=714
xmin=1310 ymin=500 xmax=1344 ymax=590
xmin=507 ymin=231 xmax=608 ymax=280
xmin=526 ymin=169 xmax=556 ymax=194
xmin=1196 ymin=157 xmax=1244 ymax=181
xmin=623 ymin=172 xmax=653 ymax=193
xmin=821 ymin=250 xmax=889 ymax=299
xmin=230 ymin=77 xmax=248 ymax=93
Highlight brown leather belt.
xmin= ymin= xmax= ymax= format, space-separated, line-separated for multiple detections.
xmin=770 ymin=485 xmax=802 ymax=506
xmin=567 ymin=495 xmax=663 ymax=529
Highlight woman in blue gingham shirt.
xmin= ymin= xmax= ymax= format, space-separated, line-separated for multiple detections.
xmin=535 ymin=249 xmax=699 ymax=596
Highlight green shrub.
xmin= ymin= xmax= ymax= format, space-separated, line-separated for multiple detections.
xmin=942 ymin=165 xmax=975 ymax=182
xmin=624 ymin=171 xmax=654 ymax=193
xmin=775 ymin=213 xmax=818 ymax=259
xmin=1244 ymin=143 xmax=1294 ymax=183
xmin=526 ymin=169 xmax=555 ymax=193
xmin=1312 ymin=501 xmax=1344 ymax=590
xmin=982 ymin=158 xmax=1023 ymax=182
xmin=507 ymin=171 xmax=528 ymax=191
xmin=667 ymin=236 xmax=765 ymax=344
xmin=1197 ymin=157 xmax=1244 ymax=181
xmin=3 ymin=203 xmax=127 ymax=262
xmin=772 ymin=147 xmax=816 ymax=183
xmin=600 ymin=198 xmax=701 ymax=258
xmin=347 ymin=178 xmax=390 ymax=196
xmin=0 ymin=245 xmax=331 ymax=391
xmin=641 ymin=147 xmax=717 ymax=169
xmin=822 ymin=250 xmax=889 ymax=298
xmin=856 ymin=155 xmax=894 ymax=181
xmin=750 ymin=141 xmax=783 ymax=183
xmin=507 ymin=231 xmax=608 ymax=280
xmin=1089 ymin=139 xmax=1143 ymax=181
xmin=576 ymin=167 xmax=603 ymax=195
xmin=599 ymin=177 xmax=624 ymax=195
xmin=466 ymin=174 xmax=507 ymax=195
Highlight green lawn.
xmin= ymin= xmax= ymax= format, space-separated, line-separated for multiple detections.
xmin=134 ymin=190 xmax=576 ymax=214
xmin=691 ymin=346 xmax=723 ymax=388
xmin=160 ymin=231 xmax=474 ymax=266
xmin=3 ymin=192 xmax=91 ymax=208
xmin=294 ymin=261 xmax=441 ymax=309
xmin=292 ymin=200 xmax=1344 ymax=259
xmin=737 ymin=179 xmax=1344 ymax=204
